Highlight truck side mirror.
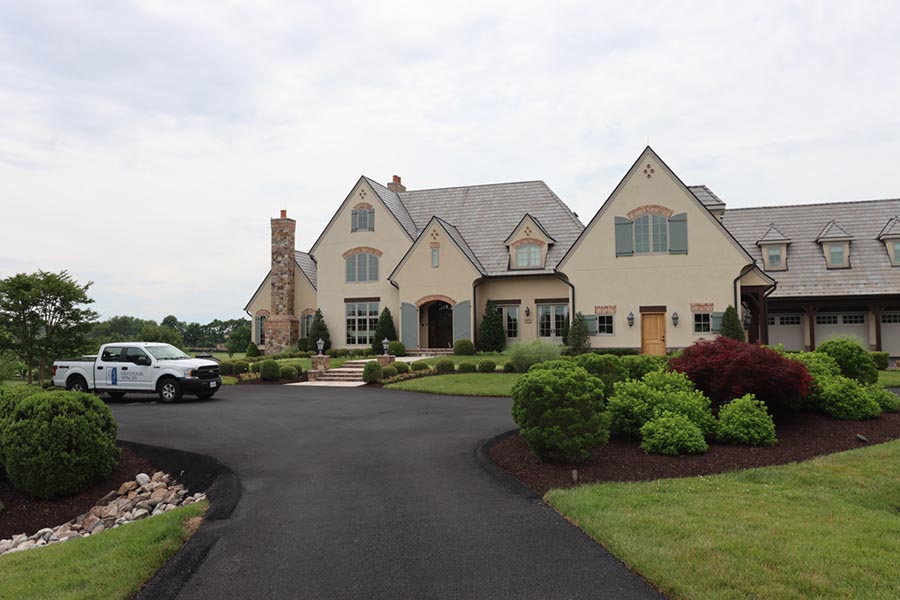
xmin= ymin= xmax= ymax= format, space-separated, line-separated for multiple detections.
xmin=135 ymin=355 xmax=151 ymax=366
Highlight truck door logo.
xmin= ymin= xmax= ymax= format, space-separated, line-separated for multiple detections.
xmin=110 ymin=367 xmax=118 ymax=386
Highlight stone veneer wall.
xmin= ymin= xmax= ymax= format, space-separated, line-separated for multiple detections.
xmin=266 ymin=212 xmax=300 ymax=354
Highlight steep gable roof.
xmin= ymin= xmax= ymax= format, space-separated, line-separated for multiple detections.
xmin=503 ymin=213 xmax=556 ymax=245
xmin=757 ymin=224 xmax=791 ymax=245
xmin=877 ymin=217 xmax=900 ymax=240
xmin=688 ymin=185 xmax=725 ymax=208
xmin=724 ymin=198 xmax=900 ymax=298
xmin=816 ymin=220 xmax=854 ymax=242
xmin=388 ymin=216 xmax=487 ymax=281
xmin=294 ymin=251 xmax=317 ymax=289
xmin=363 ymin=176 xmax=418 ymax=238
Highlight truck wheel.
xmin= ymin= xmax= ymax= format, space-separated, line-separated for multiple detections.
xmin=158 ymin=378 xmax=182 ymax=403
xmin=67 ymin=376 xmax=88 ymax=393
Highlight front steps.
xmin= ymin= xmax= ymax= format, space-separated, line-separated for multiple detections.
xmin=406 ymin=348 xmax=454 ymax=357
xmin=314 ymin=360 xmax=369 ymax=382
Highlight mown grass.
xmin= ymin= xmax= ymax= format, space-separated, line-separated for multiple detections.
xmin=0 ymin=503 xmax=206 ymax=600
xmin=385 ymin=373 xmax=522 ymax=396
xmin=877 ymin=369 xmax=900 ymax=388
xmin=546 ymin=441 xmax=900 ymax=600
xmin=221 ymin=376 xmax=239 ymax=385
xmin=209 ymin=351 xmax=245 ymax=361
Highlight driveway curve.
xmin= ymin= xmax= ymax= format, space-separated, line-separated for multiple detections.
xmin=112 ymin=385 xmax=663 ymax=600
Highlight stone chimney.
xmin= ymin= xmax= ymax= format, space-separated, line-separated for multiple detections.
xmin=387 ymin=175 xmax=406 ymax=193
xmin=265 ymin=209 xmax=299 ymax=354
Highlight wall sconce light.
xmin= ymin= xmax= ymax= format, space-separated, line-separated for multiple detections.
xmin=742 ymin=308 xmax=752 ymax=330
xmin=672 ymin=312 xmax=679 ymax=327
xmin=627 ymin=312 xmax=635 ymax=327
xmin=524 ymin=307 xmax=531 ymax=317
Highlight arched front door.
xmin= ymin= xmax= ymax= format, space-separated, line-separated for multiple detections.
xmin=425 ymin=301 xmax=453 ymax=348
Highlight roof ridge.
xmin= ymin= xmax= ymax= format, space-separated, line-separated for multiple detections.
xmin=398 ymin=179 xmax=547 ymax=194
xmin=726 ymin=197 xmax=900 ymax=212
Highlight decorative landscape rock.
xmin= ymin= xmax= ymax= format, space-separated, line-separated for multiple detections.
xmin=0 ymin=471 xmax=206 ymax=556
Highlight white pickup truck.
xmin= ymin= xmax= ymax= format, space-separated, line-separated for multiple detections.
xmin=52 ymin=342 xmax=222 ymax=402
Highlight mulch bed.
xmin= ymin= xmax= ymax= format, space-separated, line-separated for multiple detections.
xmin=0 ymin=444 xmax=155 ymax=539
xmin=490 ymin=411 xmax=900 ymax=496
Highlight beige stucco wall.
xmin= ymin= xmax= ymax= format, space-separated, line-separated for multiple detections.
xmin=506 ymin=215 xmax=553 ymax=270
xmin=392 ymin=220 xmax=480 ymax=346
xmin=560 ymin=150 xmax=753 ymax=350
xmin=476 ymin=276 xmax=572 ymax=344
xmin=312 ymin=179 xmax=409 ymax=347
xmin=246 ymin=266 xmax=317 ymax=349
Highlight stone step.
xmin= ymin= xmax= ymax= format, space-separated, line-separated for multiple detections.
xmin=316 ymin=375 xmax=364 ymax=382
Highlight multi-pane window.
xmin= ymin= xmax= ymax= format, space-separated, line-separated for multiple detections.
xmin=767 ymin=316 xmax=776 ymax=326
xmin=538 ymin=304 xmax=568 ymax=338
xmin=431 ymin=247 xmax=439 ymax=268
xmin=346 ymin=302 xmax=379 ymax=345
xmin=816 ymin=315 xmax=839 ymax=325
xmin=256 ymin=315 xmax=267 ymax=345
xmin=301 ymin=313 xmax=314 ymax=338
xmin=634 ymin=214 xmax=668 ymax=254
xmin=351 ymin=208 xmax=374 ymax=232
xmin=882 ymin=313 xmax=900 ymax=324
xmin=597 ymin=315 xmax=614 ymax=335
xmin=894 ymin=242 xmax=900 ymax=263
xmin=842 ymin=314 xmax=865 ymax=325
xmin=780 ymin=315 xmax=801 ymax=326
xmin=516 ymin=244 xmax=542 ymax=268
xmin=346 ymin=253 xmax=379 ymax=282
xmin=767 ymin=247 xmax=782 ymax=267
xmin=828 ymin=244 xmax=844 ymax=266
xmin=694 ymin=313 xmax=711 ymax=333
xmin=495 ymin=305 xmax=519 ymax=339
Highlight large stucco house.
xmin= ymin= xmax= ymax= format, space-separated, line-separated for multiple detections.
xmin=245 ymin=147 xmax=900 ymax=358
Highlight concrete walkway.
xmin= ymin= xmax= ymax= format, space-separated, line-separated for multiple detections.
xmin=111 ymin=386 xmax=663 ymax=600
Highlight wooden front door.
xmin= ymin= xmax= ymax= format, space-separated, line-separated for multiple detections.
xmin=641 ymin=313 xmax=667 ymax=356
xmin=427 ymin=301 xmax=453 ymax=348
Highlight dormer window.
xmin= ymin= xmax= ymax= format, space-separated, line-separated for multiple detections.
xmin=877 ymin=217 xmax=900 ymax=266
xmin=516 ymin=244 xmax=542 ymax=268
xmin=351 ymin=204 xmax=374 ymax=232
xmin=892 ymin=241 xmax=900 ymax=266
xmin=756 ymin=224 xmax=790 ymax=271
xmin=767 ymin=246 xmax=782 ymax=268
xmin=828 ymin=244 xmax=844 ymax=266
xmin=816 ymin=220 xmax=852 ymax=269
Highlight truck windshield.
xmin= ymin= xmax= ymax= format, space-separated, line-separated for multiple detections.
xmin=145 ymin=345 xmax=190 ymax=360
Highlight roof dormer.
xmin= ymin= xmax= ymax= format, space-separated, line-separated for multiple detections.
xmin=756 ymin=224 xmax=791 ymax=271
xmin=505 ymin=214 xmax=554 ymax=270
xmin=816 ymin=220 xmax=853 ymax=269
xmin=877 ymin=217 xmax=900 ymax=267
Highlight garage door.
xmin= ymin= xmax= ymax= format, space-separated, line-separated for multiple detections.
xmin=882 ymin=312 xmax=900 ymax=357
xmin=768 ymin=314 xmax=803 ymax=351
xmin=815 ymin=313 xmax=868 ymax=347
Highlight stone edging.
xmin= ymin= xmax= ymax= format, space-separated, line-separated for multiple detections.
xmin=473 ymin=429 xmax=540 ymax=501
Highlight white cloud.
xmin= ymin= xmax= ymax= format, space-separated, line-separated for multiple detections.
xmin=1 ymin=0 xmax=898 ymax=322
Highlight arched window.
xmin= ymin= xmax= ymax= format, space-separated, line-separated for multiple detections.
xmin=634 ymin=214 xmax=668 ymax=254
xmin=352 ymin=207 xmax=375 ymax=232
xmin=255 ymin=315 xmax=267 ymax=345
xmin=515 ymin=244 xmax=542 ymax=268
xmin=346 ymin=252 xmax=379 ymax=282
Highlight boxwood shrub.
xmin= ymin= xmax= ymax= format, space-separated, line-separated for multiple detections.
xmin=502 ymin=361 xmax=516 ymax=373
xmin=232 ymin=360 xmax=249 ymax=375
xmin=574 ymin=354 xmax=627 ymax=396
xmin=529 ymin=359 xmax=579 ymax=373
xmin=2 ymin=391 xmax=120 ymax=498
xmin=508 ymin=340 xmax=560 ymax=374
xmin=458 ymin=361 xmax=476 ymax=373
xmin=279 ymin=365 xmax=298 ymax=380
xmin=393 ymin=362 xmax=409 ymax=374
xmin=640 ymin=413 xmax=708 ymax=456
xmin=607 ymin=371 xmax=715 ymax=439
xmin=816 ymin=337 xmax=878 ymax=385
xmin=511 ymin=366 xmax=609 ymax=462
xmin=388 ymin=341 xmax=406 ymax=357
xmin=218 ymin=360 xmax=234 ymax=375
xmin=411 ymin=361 xmax=431 ymax=372
xmin=870 ymin=351 xmax=890 ymax=371
xmin=618 ymin=354 xmax=667 ymax=381
xmin=453 ymin=339 xmax=475 ymax=355
xmin=362 ymin=361 xmax=382 ymax=384
xmin=435 ymin=358 xmax=455 ymax=374
xmin=716 ymin=394 xmax=777 ymax=446
xmin=866 ymin=384 xmax=899 ymax=413
xmin=259 ymin=359 xmax=280 ymax=381
xmin=381 ymin=365 xmax=398 ymax=379
xmin=477 ymin=359 xmax=497 ymax=373
xmin=820 ymin=376 xmax=881 ymax=420
xmin=789 ymin=352 xmax=841 ymax=409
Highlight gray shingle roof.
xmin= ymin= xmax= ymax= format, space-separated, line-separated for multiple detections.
xmin=723 ymin=199 xmax=900 ymax=298
xmin=294 ymin=251 xmax=317 ymax=289
xmin=688 ymin=185 xmax=725 ymax=207
xmin=757 ymin=224 xmax=791 ymax=244
xmin=878 ymin=217 xmax=900 ymax=240
xmin=816 ymin=220 xmax=853 ymax=241
xmin=363 ymin=177 xmax=418 ymax=239
xmin=433 ymin=217 xmax=487 ymax=275
xmin=395 ymin=181 xmax=584 ymax=275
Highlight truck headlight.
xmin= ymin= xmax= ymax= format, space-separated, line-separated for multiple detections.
xmin=183 ymin=368 xmax=198 ymax=378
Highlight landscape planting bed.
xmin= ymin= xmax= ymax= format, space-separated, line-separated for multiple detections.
xmin=490 ymin=410 xmax=900 ymax=496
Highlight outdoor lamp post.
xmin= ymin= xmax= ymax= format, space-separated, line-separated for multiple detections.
xmin=316 ymin=338 xmax=324 ymax=356
xmin=383 ymin=337 xmax=390 ymax=356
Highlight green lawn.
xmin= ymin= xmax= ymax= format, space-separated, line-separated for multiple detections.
xmin=877 ymin=370 xmax=900 ymax=388
xmin=415 ymin=353 xmax=509 ymax=366
xmin=209 ymin=352 xmax=245 ymax=361
xmin=385 ymin=373 xmax=522 ymax=396
xmin=546 ymin=441 xmax=900 ymax=600
xmin=221 ymin=376 xmax=239 ymax=385
xmin=0 ymin=503 xmax=205 ymax=600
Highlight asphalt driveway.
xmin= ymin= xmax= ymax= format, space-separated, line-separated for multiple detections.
xmin=111 ymin=385 xmax=663 ymax=600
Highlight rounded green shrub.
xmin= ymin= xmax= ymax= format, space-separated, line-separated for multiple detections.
xmin=619 ymin=355 xmax=667 ymax=380
xmin=640 ymin=413 xmax=708 ymax=456
xmin=821 ymin=376 xmax=881 ymax=420
xmin=870 ymin=351 xmax=890 ymax=371
xmin=336 ymin=349 xmax=350 ymax=358
xmin=279 ymin=365 xmax=299 ymax=380
xmin=508 ymin=340 xmax=561 ymax=374
xmin=816 ymin=337 xmax=878 ymax=385
xmin=351 ymin=348 xmax=367 ymax=357
xmin=232 ymin=360 xmax=249 ymax=375
xmin=790 ymin=352 xmax=841 ymax=409
xmin=607 ymin=371 xmax=715 ymax=439
xmin=388 ymin=341 xmax=406 ymax=357
xmin=393 ymin=362 xmax=410 ymax=374
xmin=458 ymin=361 xmax=476 ymax=373
xmin=866 ymin=385 xmax=899 ymax=413
xmin=575 ymin=354 xmax=627 ymax=396
xmin=0 ymin=385 xmax=47 ymax=468
xmin=528 ymin=358 xmax=579 ymax=373
xmin=325 ymin=349 xmax=340 ymax=358
xmin=381 ymin=366 xmax=398 ymax=379
xmin=2 ymin=391 xmax=120 ymax=498
xmin=716 ymin=394 xmax=777 ymax=446
xmin=435 ymin=358 xmax=455 ymax=374
xmin=453 ymin=339 xmax=475 ymax=355
xmin=502 ymin=362 xmax=516 ymax=373
xmin=259 ymin=359 xmax=280 ymax=381
xmin=511 ymin=366 xmax=610 ymax=463
xmin=363 ymin=361 xmax=383 ymax=384
xmin=245 ymin=341 xmax=260 ymax=358
xmin=411 ymin=361 xmax=431 ymax=372
xmin=218 ymin=360 xmax=234 ymax=376
xmin=477 ymin=359 xmax=497 ymax=373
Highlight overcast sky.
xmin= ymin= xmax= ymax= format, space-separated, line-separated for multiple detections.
xmin=2 ymin=1 xmax=899 ymax=324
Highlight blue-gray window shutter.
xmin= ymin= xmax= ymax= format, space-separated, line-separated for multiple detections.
xmin=615 ymin=217 xmax=634 ymax=256
xmin=453 ymin=301 xmax=471 ymax=342
xmin=584 ymin=314 xmax=598 ymax=335
xmin=345 ymin=255 xmax=356 ymax=282
xmin=351 ymin=210 xmax=358 ymax=232
xmin=669 ymin=212 xmax=688 ymax=254
xmin=711 ymin=312 xmax=724 ymax=333
xmin=369 ymin=254 xmax=378 ymax=280
xmin=369 ymin=209 xmax=375 ymax=230
xmin=401 ymin=302 xmax=418 ymax=348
